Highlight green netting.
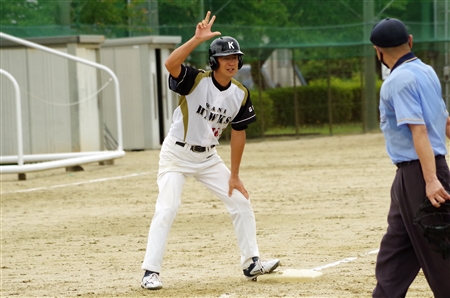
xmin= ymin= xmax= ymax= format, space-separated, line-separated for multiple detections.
xmin=1 ymin=0 xmax=448 ymax=136
xmin=2 ymin=22 xmax=448 ymax=44
xmin=1 ymin=0 xmax=448 ymax=62
xmin=158 ymin=22 xmax=448 ymax=49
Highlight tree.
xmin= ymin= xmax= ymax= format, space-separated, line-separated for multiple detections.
xmin=158 ymin=0 xmax=291 ymax=89
xmin=0 ymin=0 xmax=422 ymax=84
xmin=71 ymin=0 xmax=152 ymax=37
xmin=0 ymin=0 xmax=59 ymax=26
xmin=156 ymin=0 xmax=414 ymax=88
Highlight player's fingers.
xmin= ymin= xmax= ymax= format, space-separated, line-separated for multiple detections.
xmin=238 ymin=185 xmax=249 ymax=200
xmin=211 ymin=31 xmax=221 ymax=37
xmin=208 ymin=15 xmax=216 ymax=26
xmin=228 ymin=184 xmax=249 ymax=199
xmin=242 ymin=189 xmax=249 ymax=200
xmin=204 ymin=11 xmax=211 ymax=23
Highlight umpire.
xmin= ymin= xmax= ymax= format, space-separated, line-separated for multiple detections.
xmin=370 ymin=18 xmax=450 ymax=298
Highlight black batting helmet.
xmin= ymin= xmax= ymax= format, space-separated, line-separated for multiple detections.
xmin=208 ymin=36 xmax=244 ymax=70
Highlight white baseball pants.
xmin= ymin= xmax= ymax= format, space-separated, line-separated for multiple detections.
xmin=141 ymin=136 xmax=260 ymax=273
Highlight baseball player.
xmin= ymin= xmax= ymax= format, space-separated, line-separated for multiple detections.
xmin=370 ymin=18 xmax=450 ymax=297
xmin=140 ymin=11 xmax=280 ymax=290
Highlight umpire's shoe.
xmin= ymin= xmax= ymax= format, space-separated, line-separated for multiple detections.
xmin=141 ymin=271 xmax=162 ymax=290
xmin=243 ymin=257 xmax=280 ymax=281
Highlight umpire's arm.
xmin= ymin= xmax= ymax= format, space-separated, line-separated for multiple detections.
xmin=446 ymin=117 xmax=450 ymax=139
xmin=410 ymin=124 xmax=450 ymax=207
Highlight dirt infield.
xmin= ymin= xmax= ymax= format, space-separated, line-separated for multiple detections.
xmin=1 ymin=132 xmax=434 ymax=297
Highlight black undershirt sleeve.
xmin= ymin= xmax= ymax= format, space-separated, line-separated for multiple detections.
xmin=231 ymin=90 xmax=256 ymax=131
xmin=168 ymin=65 xmax=200 ymax=95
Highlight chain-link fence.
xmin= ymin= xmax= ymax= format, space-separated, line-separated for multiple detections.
xmin=1 ymin=0 xmax=449 ymax=139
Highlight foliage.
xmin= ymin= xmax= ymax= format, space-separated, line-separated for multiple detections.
xmin=220 ymin=89 xmax=273 ymax=140
xmin=264 ymin=77 xmax=382 ymax=128
xmin=0 ymin=0 xmax=154 ymax=37
xmin=72 ymin=0 xmax=126 ymax=25
xmin=0 ymin=0 xmax=434 ymax=43
xmin=0 ymin=0 xmax=59 ymax=26
xmin=246 ymin=90 xmax=274 ymax=138
xmin=298 ymin=56 xmax=363 ymax=82
xmin=264 ymin=123 xmax=364 ymax=136
xmin=71 ymin=0 xmax=153 ymax=37
xmin=158 ymin=0 xmax=203 ymax=26
xmin=153 ymin=0 xmax=423 ymax=86
xmin=0 ymin=0 xmax=440 ymax=92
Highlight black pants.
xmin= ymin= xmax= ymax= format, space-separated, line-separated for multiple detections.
xmin=373 ymin=156 xmax=450 ymax=298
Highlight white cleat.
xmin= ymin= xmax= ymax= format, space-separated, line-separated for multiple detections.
xmin=262 ymin=258 xmax=281 ymax=274
xmin=141 ymin=271 xmax=163 ymax=290
xmin=243 ymin=257 xmax=280 ymax=281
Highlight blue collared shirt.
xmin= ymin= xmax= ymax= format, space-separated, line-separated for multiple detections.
xmin=379 ymin=52 xmax=448 ymax=164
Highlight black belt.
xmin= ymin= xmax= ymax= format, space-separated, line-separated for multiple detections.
xmin=396 ymin=155 xmax=445 ymax=168
xmin=175 ymin=141 xmax=215 ymax=153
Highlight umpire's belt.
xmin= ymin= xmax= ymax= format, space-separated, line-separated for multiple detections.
xmin=175 ymin=141 xmax=215 ymax=153
xmin=396 ymin=155 xmax=445 ymax=168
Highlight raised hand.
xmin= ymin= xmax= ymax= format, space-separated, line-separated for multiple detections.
xmin=195 ymin=11 xmax=221 ymax=41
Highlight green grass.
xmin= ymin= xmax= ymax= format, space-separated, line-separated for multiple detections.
xmin=264 ymin=122 xmax=365 ymax=136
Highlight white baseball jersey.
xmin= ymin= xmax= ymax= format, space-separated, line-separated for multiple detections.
xmin=167 ymin=65 xmax=256 ymax=147
xmin=142 ymin=65 xmax=261 ymax=273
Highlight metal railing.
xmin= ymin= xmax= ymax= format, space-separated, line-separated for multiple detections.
xmin=0 ymin=32 xmax=125 ymax=179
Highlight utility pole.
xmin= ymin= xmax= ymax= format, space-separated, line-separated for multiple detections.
xmin=148 ymin=0 xmax=160 ymax=35
xmin=434 ymin=0 xmax=449 ymax=109
xmin=57 ymin=1 xmax=70 ymax=28
xmin=190 ymin=0 xmax=207 ymax=67
xmin=363 ymin=0 xmax=378 ymax=132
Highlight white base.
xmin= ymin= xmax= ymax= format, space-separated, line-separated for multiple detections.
xmin=257 ymin=269 xmax=323 ymax=283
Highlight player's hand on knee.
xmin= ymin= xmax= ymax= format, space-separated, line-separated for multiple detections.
xmin=228 ymin=176 xmax=249 ymax=199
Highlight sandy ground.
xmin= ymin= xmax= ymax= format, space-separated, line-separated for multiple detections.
xmin=1 ymin=132 xmax=435 ymax=297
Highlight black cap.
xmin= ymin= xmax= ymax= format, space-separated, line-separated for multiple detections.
xmin=370 ymin=18 xmax=409 ymax=47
